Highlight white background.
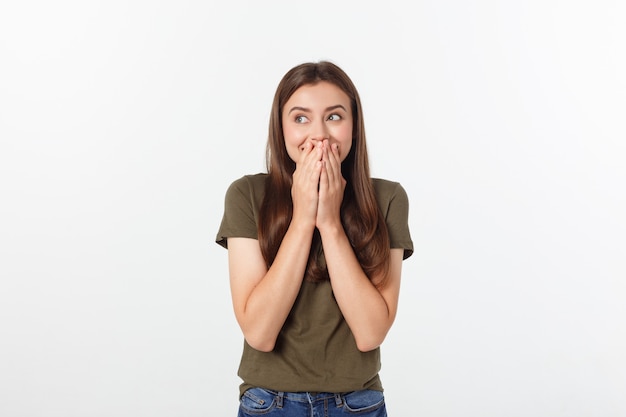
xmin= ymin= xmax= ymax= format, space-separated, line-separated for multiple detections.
xmin=1 ymin=1 xmax=625 ymax=416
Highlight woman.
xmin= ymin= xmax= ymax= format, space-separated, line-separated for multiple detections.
xmin=216 ymin=61 xmax=413 ymax=416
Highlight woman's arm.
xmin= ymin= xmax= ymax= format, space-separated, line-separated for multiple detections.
xmin=228 ymin=141 xmax=323 ymax=352
xmin=317 ymin=140 xmax=404 ymax=351
xmin=321 ymin=230 xmax=404 ymax=352
xmin=228 ymin=218 xmax=314 ymax=352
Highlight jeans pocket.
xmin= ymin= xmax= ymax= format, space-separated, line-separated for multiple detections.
xmin=239 ymin=387 xmax=277 ymax=415
xmin=342 ymin=389 xmax=386 ymax=414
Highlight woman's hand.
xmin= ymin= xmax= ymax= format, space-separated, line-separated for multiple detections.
xmin=291 ymin=140 xmax=323 ymax=228
xmin=316 ymin=140 xmax=346 ymax=232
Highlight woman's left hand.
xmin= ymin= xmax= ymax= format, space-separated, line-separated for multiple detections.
xmin=316 ymin=140 xmax=346 ymax=231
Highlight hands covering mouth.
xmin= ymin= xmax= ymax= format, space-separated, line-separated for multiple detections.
xmin=292 ymin=139 xmax=346 ymax=231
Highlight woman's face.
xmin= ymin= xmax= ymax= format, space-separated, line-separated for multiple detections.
xmin=282 ymin=81 xmax=353 ymax=163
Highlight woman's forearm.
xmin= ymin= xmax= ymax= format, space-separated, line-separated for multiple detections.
xmin=319 ymin=226 xmax=401 ymax=352
xmin=234 ymin=219 xmax=315 ymax=351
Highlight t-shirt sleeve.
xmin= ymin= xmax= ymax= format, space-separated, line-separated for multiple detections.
xmin=386 ymin=183 xmax=414 ymax=260
xmin=215 ymin=176 xmax=259 ymax=249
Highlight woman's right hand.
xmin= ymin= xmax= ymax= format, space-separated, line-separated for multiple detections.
xmin=291 ymin=140 xmax=323 ymax=228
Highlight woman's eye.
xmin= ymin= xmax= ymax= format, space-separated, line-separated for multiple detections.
xmin=295 ymin=115 xmax=309 ymax=123
xmin=327 ymin=114 xmax=342 ymax=121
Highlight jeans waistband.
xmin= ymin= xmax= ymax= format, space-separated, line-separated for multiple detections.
xmin=266 ymin=390 xmax=344 ymax=407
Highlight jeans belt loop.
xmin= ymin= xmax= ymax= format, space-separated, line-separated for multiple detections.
xmin=334 ymin=393 xmax=343 ymax=406
xmin=277 ymin=391 xmax=284 ymax=408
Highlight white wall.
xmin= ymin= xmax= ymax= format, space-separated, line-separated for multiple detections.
xmin=1 ymin=1 xmax=624 ymax=416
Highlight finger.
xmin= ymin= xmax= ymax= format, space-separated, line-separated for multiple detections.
xmin=298 ymin=141 xmax=314 ymax=164
xmin=329 ymin=143 xmax=342 ymax=166
xmin=318 ymin=159 xmax=328 ymax=193
xmin=324 ymin=142 xmax=341 ymax=184
xmin=320 ymin=144 xmax=333 ymax=186
xmin=295 ymin=142 xmax=321 ymax=178
xmin=311 ymin=160 xmax=323 ymax=184
xmin=307 ymin=142 xmax=324 ymax=177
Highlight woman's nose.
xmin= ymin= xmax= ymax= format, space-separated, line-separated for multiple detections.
xmin=309 ymin=120 xmax=329 ymax=141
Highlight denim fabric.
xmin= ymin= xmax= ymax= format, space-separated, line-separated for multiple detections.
xmin=237 ymin=388 xmax=387 ymax=417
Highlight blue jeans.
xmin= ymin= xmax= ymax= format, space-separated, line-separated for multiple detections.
xmin=237 ymin=388 xmax=387 ymax=416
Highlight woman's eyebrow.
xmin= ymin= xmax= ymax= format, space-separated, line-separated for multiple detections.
xmin=287 ymin=104 xmax=347 ymax=114
xmin=326 ymin=104 xmax=347 ymax=112
xmin=287 ymin=106 xmax=310 ymax=114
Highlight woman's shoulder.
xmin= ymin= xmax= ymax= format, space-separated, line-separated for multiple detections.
xmin=222 ymin=173 xmax=268 ymax=208
xmin=372 ymin=177 xmax=401 ymax=187
xmin=371 ymin=177 xmax=407 ymax=200
xmin=227 ymin=173 xmax=268 ymax=191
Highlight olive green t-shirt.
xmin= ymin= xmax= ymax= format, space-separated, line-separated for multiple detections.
xmin=216 ymin=173 xmax=413 ymax=397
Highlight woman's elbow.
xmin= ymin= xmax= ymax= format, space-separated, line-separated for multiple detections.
xmin=244 ymin=332 xmax=277 ymax=352
xmin=248 ymin=340 xmax=275 ymax=353
xmin=355 ymin=335 xmax=385 ymax=352
xmin=236 ymin=316 xmax=277 ymax=352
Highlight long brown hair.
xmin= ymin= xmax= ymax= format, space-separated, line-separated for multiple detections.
xmin=258 ymin=61 xmax=391 ymax=288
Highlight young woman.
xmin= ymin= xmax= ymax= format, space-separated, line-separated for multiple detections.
xmin=216 ymin=61 xmax=413 ymax=417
